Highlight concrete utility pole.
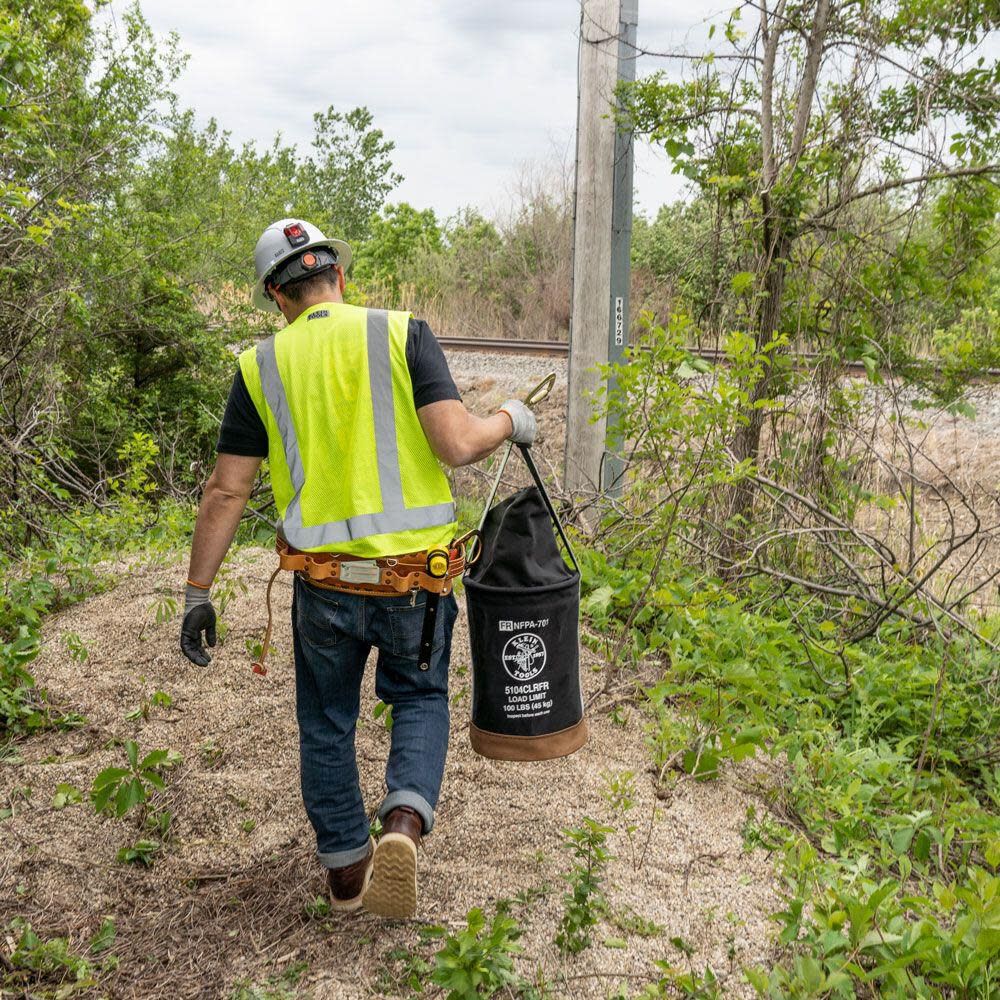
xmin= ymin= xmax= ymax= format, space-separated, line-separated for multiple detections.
xmin=566 ymin=0 xmax=637 ymax=496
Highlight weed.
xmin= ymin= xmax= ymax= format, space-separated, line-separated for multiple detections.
xmin=637 ymin=944 xmax=721 ymax=998
xmin=229 ymin=961 xmax=309 ymax=1000
xmin=376 ymin=942 xmax=433 ymax=996
xmin=581 ymin=544 xmax=1000 ymax=996
xmin=426 ymin=904 xmax=528 ymax=1000
xmin=61 ymin=631 xmax=89 ymax=663
xmin=89 ymin=918 xmax=116 ymax=955
xmin=373 ymin=698 xmax=394 ymax=732
xmin=3 ymin=917 xmax=118 ymax=995
xmin=601 ymin=770 xmax=639 ymax=869
xmin=199 ymin=738 xmax=225 ymax=767
xmin=90 ymin=739 xmax=181 ymax=818
xmin=2 ymin=783 xmax=31 ymax=821
xmin=739 ymin=804 xmax=785 ymax=854
xmin=117 ymin=839 xmax=160 ymax=866
xmin=140 ymin=591 xmax=178 ymax=640
xmin=303 ymin=896 xmax=331 ymax=920
xmin=146 ymin=808 xmax=173 ymax=841
xmin=51 ymin=782 xmax=83 ymax=809
xmin=608 ymin=904 xmax=665 ymax=938
xmin=125 ymin=688 xmax=173 ymax=722
xmin=512 ymin=883 xmax=551 ymax=909
xmin=214 ymin=571 xmax=249 ymax=617
xmin=555 ymin=818 xmax=614 ymax=955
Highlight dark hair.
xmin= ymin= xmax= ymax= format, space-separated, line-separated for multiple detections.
xmin=270 ymin=267 xmax=339 ymax=304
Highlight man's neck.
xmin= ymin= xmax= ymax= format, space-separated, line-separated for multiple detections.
xmin=283 ymin=289 xmax=343 ymax=324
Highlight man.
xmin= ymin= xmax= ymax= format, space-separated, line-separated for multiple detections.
xmin=179 ymin=218 xmax=536 ymax=917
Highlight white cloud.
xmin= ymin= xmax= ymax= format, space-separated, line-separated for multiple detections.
xmin=108 ymin=0 xmax=717 ymax=218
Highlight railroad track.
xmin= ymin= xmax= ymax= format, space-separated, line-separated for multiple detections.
xmin=438 ymin=336 xmax=570 ymax=357
xmin=438 ymin=336 xmax=1000 ymax=382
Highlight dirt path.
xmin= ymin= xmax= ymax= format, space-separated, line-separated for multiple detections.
xmin=2 ymin=546 xmax=781 ymax=998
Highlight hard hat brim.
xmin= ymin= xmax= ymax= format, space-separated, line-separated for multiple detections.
xmin=251 ymin=237 xmax=353 ymax=312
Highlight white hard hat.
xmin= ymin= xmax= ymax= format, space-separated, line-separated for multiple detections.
xmin=252 ymin=218 xmax=352 ymax=312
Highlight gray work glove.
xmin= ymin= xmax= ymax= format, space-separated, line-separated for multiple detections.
xmin=500 ymin=399 xmax=537 ymax=446
xmin=180 ymin=583 xmax=217 ymax=666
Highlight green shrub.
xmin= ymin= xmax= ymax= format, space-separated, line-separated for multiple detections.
xmin=580 ymin=544 xmax=1000 ymax=996
xmin=555 ymin=818 xmax=614 ymax=955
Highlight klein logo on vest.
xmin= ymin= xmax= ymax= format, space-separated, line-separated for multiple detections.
xmin=307 ymin=309 xmax=330 ymax=320
xmin=502 ymin=632 xmax=547 ymax=682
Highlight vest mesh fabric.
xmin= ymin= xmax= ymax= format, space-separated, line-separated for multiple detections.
xmin=239 ymin=302 xmax=456 ymax=557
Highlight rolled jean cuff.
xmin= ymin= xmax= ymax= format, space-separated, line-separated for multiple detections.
xmin=318 ymin=837 xmax=372 ymax=869
xmin=379 ymin=790 xmax=435 ymax=835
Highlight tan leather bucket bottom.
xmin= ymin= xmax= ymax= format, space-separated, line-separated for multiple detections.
xmin=469 ymin=718 xmax=589 ymax=762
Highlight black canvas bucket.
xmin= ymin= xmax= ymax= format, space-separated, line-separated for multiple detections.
xmin=464 ymin=444 xmax=588 ymax=761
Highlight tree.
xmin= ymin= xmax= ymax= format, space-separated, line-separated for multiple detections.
xmin=354 ymin=202 xmax=443 ymax=295
xmin=0 ymin=3 xmax=407 ymax=553
xmin=623 ymin=0 xmax=1000 ymax=473
xmin=296 ymin=106 xmax=403 ymax=243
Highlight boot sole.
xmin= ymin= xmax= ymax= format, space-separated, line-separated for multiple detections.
xmin=362 ymin=833 xmax=417 ymax=919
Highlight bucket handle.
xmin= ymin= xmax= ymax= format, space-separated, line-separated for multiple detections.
xmin=478 ymin=371 xmax=555 ymax=538
xmin=475 ymin=371 xmax=579 ymax=575
xmin=518 ymin=444 xmax=580 ymax=574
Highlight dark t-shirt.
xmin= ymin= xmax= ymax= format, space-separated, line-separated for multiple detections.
xmin=217 ymin=318 xmax=460 ymax=456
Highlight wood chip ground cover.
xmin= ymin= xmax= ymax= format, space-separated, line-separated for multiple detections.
xmin=2 ymin=548 xmax=781 ymax=998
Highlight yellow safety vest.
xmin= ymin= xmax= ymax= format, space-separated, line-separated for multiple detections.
xmin=239 ymin=302 xmax=457 ymax=557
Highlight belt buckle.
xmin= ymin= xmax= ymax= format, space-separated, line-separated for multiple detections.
xmin=338 ymin=559 xmax=382 ymax=585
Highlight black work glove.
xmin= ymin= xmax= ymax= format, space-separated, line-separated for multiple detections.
xmin=180 ymin=583 xmax=217 ymax=666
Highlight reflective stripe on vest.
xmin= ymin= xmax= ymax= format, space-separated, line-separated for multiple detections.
xmin=256 ymin=308 xmax=456 ymax=550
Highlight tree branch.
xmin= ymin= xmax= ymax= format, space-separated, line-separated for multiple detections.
xmin=805 ymin=162 xmax=1000 ymax=226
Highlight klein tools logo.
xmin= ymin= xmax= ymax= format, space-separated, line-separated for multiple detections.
xmin=502 ymin=633 xmax=547 ymax=682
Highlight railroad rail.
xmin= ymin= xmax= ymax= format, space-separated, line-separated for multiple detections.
xmin=438 ymin=336 xmax=1000 ymax=382
xmin=438 ymin=336 xmax=570 ymax=357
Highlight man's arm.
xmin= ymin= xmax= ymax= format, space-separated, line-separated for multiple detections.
xmin=180 ymin=453 xmax=260 ymax=666
xmin=417 ymin=399 xmax=534 ymax=467
xmin=187 ymin=454 xmax=262 ymax=584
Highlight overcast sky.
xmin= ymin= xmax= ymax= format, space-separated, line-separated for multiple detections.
xmin=108 ymin=1 xmax=718 ymax=222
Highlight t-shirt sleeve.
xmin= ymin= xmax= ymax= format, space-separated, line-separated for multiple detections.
xmin=217 ymin=368 xmax=269 ymax=457
xmin=406 ymin=318 xmax=462 ymax=410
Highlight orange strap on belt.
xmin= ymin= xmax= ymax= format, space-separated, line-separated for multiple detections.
xmin=250 ymin=538 xmax=468 ymax=676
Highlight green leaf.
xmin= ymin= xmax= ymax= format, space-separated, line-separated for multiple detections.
xmin=115 ymin=777 xmax=145 ymax=817
xmin=139 ymin=749 xmax=169 ymax=770
xmin=52 ymin=783 xmax=82 ymax=809
xmin=730 ymin=271 xmax=754 ymax=294
xmin=89 ymin=918 xmax=116 ymax=954
xmin=682 ymin=747 xmax=719 ymax=781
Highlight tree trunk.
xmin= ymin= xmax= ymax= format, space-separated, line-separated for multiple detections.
xmin=731 ymin=221 xmax=791 ymax=466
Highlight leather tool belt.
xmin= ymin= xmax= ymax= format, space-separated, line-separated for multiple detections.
xmin=251 ymin=534 xmax=475 ymax=676
xmin=276 ymin=537 xmax=464 ymax=597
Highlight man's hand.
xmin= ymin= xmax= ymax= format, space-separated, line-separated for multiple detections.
xmin=180 ymin=584 xmax=217 ymax=666
xmin=499 ymin=400 xmax=537 ymax=446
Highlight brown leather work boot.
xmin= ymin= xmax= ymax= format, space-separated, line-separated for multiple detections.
xmin=326 ymin=838 xmax=374 ymax=912
xmin=362 ymin=806 xmax=423 ymax=919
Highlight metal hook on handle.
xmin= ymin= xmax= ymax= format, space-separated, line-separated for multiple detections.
xmin=526 ymin=371 xmax=556 ymax=407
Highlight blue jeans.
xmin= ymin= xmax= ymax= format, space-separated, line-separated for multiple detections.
xmin=292 ymin=575 xmax=459 ymax=868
